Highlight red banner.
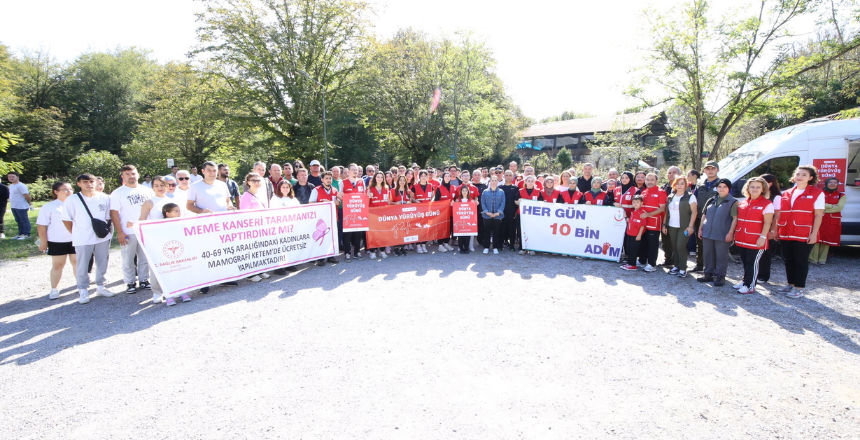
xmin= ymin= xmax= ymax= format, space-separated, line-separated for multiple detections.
xmin=367 ymin=202 xmax=451 ymax=248
xmin=452 ymin=201 xmax=479 ymax=236
xmin=342 ymin=193 xmax=369 ymax=232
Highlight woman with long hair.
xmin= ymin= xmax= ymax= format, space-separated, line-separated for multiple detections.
xmin=271 ymin=180 xmax=299 ymax=208
xmin=633 ymin=171 xmax=647 ymax=191
xmin=557 ymin=170 xmax=575 ymax=192
xmin=37 ymin=181 xmax=76 ymax=300
xmin=240 ymin=172 xmax=271 ymax=282
xmin=756 ymin=173 xmax=782 ymax=283
xmin=434 ymin=171 xmax=457 ymax=252
xmin=776 ymin=165 xmax=824 ymax=298
xmin=389 ymin=175 xmax=413 ymax=256
xmin=732 ymin=177 xmax=774 ymax=294
xmin=367 ymin=171 xmax=390 ymax=259
xmin=455 ymin=185 xmax=477 ymax=254
xmin=405 ymin=169 xmax=416 ymax=187
xmin=411 ymin=170 xmax=435 ymax=254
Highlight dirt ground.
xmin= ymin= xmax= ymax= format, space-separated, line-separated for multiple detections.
xmin=1 ymin=246 xmax=858 ymax=439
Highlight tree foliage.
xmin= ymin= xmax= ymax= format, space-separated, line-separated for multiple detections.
xmin=556 ymin=148 xmax=573 ymax=171
xmin=69 ymin=150 xmax=124 ymax=192
xmin=540 ymin=111 xmax=595 ymax=123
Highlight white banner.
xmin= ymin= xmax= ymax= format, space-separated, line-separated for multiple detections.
xmin=136 ymin=202 xmax=339 ymax=296
xmin=519 ymin=200 xmax=627 ymax=261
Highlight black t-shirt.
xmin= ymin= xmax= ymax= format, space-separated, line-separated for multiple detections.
xmin=0 ymin=183 xmax=8 ymax=211
xmin=294 ymin=183 xmax=316 ymax=204
xmin=499 ymin=184 xmax=520 ymax=215
xmin=307 ymin=174 xmax=323 ymax=188
xmin=576 ymin=176 xmax=593 ymax=193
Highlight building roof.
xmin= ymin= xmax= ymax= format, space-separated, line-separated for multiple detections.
xmin=522 ymin=111 xmax=662 ymax=138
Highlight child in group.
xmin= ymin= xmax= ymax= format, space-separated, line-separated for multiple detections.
xmin=621 ymin=195 xmax=646 ymax=270
xmin=162 ymin=203 xmax=181 ymax=218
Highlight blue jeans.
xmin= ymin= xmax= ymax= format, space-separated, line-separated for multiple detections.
xmin=11 ymin=208 xmax=31 ymax=236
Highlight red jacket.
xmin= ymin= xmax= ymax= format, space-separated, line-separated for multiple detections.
xmin=640 ymin=186 xmax=667 ymax=231
xmin=777 ymin=186 xmax=822 ymax=242
xmin=820 ymin=191 xmax=844 ymax=246
xmin=458 ymin=183 xmax=481 ymax=200
xmin=627 ymin=209 xmax=646 ymax=236
xmin=735 ymin=197 xmax=772 ymax=249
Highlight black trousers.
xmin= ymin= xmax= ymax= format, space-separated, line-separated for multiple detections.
xmin=458 ymin=236 xmax=470 ymax=251
xmin=343 ymin=231 xmax=362 ymax=256
xmin=757 ymin=239 xmax=779 ymax=282
xmin=661 ymin=230 xmax=673 ymax=263
xmin=781 ymin=240 xmax=814 ymax=288
xmin=637 ymin=230 xmax=660 ymax=266
xmin=739 ymin=247 xmax=765 ymax=288
xmin=694 ymin=216 xmax=704 ymax=267
xmin=483 ymin=218 xmax=503 ymax=249
xmin=501 ymin=214 xmax=517 ymax=249
xmin=624 ymin=235 xmax=641 ymax=266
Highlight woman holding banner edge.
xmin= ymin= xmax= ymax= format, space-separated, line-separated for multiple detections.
xmin=388 ymin=175 xmax=413 ymax=256
xmin=367 ymin=171 xmax=390 ymax=259
xmin=411 ymin=170 xmax=435 ymax=254
xmin=339 ymin=164 xmax=367 ymax=262
xmin=456 ymin=185 xmax=477 ymax=254
xmin=434 ymin=171 xmax=457 ymax=253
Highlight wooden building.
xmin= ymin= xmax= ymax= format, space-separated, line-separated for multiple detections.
xmin=518 ymin=110 xmax=669 ymax=166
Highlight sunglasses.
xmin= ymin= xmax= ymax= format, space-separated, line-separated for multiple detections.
xmin=168 ymin=184 xmax=177 ymax=187
xmin=178 ymin=177 xmax=190 ymax=181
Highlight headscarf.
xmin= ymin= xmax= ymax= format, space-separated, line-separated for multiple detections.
xmin=620 ymin=171 xmax=635 ymax=193
xmin=823 ymin=177 xmax=839 ymax=193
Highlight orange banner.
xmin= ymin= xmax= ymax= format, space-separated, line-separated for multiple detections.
xmin=342 ymin=193 xmax=369 ymax=232
xmin=367 ymin=202 xmax=451 ymax=248
xmin=452 ymin=201 xmax=479 ymax=236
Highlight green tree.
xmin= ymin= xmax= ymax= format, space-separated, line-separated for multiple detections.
xmin=0 ymin=44 xmax=23 ymax=175
xmin=631 ymin=0 xmax=860 ymax=169
xmin=59 ymin=48 xmax=158 ymax=156
xmin=540 ymin=111 xmax=595 ymax=123
xmin=194 ymin=0 xmax=372 ymax=162
xmin=556 ymin=148 xmax=573 ymax=171
xmin=69 ymin=150 xmax=124 ymax=192
xmin=589 ymin=119 xmax=662 ymax=170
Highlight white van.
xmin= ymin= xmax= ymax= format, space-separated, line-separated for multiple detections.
xmin=717 ymin=117 xmax=860 ymax=244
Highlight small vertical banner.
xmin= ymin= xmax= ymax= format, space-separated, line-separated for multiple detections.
xmin=452 ymin=202 xmax=478 ymax=237
xmin=343 ymin=193 xmax=370 ymax=232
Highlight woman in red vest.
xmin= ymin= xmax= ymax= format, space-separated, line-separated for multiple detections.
xmin=732 ymin=177 xmax=774 ymax=294
xmin=366 ymin=171 xmax=390 ymax=260
xmin=615 ymin=171 xmax=638 ymax=217
xmin=776 ymin=165 xmax=825 ymax=298
xmin=809 ymin=177 xmax=845 ymax=265
xmin=556 ymin=182 xmax=584 ymax=205
xmin=389 ymin=175 xmax=413 ymax=256
xmin=583 ymin=177 xmax=610 ymax=206
xmin=542 ymin=176 xmax=559 ymax=204
xmin=434 ymin=172 xmax=457 ymax=252
xmin=338 ymin=164 xmax=367 ymax=262
xmin=411 ymin=170 xmax=435 ymax=254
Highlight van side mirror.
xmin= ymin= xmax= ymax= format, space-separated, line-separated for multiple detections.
xmin=732 ymin=179 xmax=746 ymax=198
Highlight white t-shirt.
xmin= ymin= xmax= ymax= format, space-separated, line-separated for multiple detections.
xmin=789 ymin=187 xmax=825 ymax=209
xmin=190 ymin=174 xmax=203 ymax=183
xmin=8 ymin=182 xmax=30 ymax=209
xmin=110 ymin=185 xmax=154 ymax=236
xmin=667 ymin=193 xmax=697 ymax=228
xmin=172 ymin=188 xmax=189 ymax=216
xmin=37 ymin=199 xmax=73 ymax=243
xmin=62 ymin=192 xmax=112 ymax=246
xmin=187 ymin=179 xmax=230 ymax=213
xmin=142 ymin=181 xmax=152 ymax=188
xmin=147 ymin=196 xmax=172 ymax=220
xmin=270 ymin=196 xmax=300 ymax=208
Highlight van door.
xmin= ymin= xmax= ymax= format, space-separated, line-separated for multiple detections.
xmin=842 ymin=140 xmax=860 ymax=244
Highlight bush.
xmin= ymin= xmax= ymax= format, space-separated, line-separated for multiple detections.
xmin=69 ymin=150 xmax=124 ymax=193
xmin=556 ymin=148 xmax=573 ymax=172
xmin=25 ymin=176 xmax=55 ymax=202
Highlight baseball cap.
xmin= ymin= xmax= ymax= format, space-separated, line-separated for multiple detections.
xmin=704 ymin=161 xmax=719 ymax=169
xmin=309 ymin=160 xmax=321 ymax=166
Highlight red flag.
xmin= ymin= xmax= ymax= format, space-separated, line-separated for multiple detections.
xmin=429 ymin=88 xmax=441 ymax=114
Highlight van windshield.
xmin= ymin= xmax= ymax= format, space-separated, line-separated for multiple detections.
xmin=717 ymin=126 xmax=797 ymax=179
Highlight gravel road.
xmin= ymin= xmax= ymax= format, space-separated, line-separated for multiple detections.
xmin=1 ymin=246 xmax=859 ymax=439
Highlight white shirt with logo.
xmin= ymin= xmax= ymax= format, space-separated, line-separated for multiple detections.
xmin=62 ymin=192 xmax=112 ymax=246
xmin=110 ymin=185 xmax=154 ymax=236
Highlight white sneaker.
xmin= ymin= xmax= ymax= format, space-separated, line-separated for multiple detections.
xmin=493 ymin=248 xmax=499 ymax=254
xmin=528 ymin=250 xmax=535 ymax=256
xmin=0 ymin=232 xmax=5 ymax=239
xmin=786 ymin=289 xmax=804 ymax=299
xmin=369 ymin=251 xmax=376 ymax=259
xmin=643 ymin=264 xmax=656 ymax=272
xmin=738 ymin=285 xmax=754 ymax=294
xmin=380 ymin=251 xmax=388 ymax=259
xmin=438 ymin=245 xmax=447 ymax=253
xmin=260 ymin=272 xmax=271 ymax=279
xmin=152 ymin=293 xmax=163 ymax=304
xmin=96 ymin=286 xmax=116 ymax=297
xmin=733 ymin=282 xmax=744 ymax=289
xmin=421 ymin=244 xmax=428 ymax=253
xmin=48 ymin=288 xmax=60 ymax=300
xmin=248 ymin=275 xmax=262 ymax=282
xmin=469 ymin=245 xmax=475 ymax=252
xmin=79 ymin=290 xmax=90 ymax=304
xmin=483 ymin=248 xmax=489 ymax=254
xmin=444 ymin=243 xmax=454 ymax=251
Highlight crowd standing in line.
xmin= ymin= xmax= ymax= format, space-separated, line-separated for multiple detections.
xmin=1 ymin=157 xmax=846 ymax=305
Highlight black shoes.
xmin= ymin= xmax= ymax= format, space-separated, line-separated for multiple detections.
xmin=315 ymin=260 xmax=326 ymax=267
xmin=714 ymin=275 xmax=726 ymax=287
xmin=326 ymin=257 xmax=338 ymax=264
xmin=697 ymin=274 xmax=714 ymax=283
xmin=200 ymin=287 xmax=210 ymax=294
xmin=138 ymin=281 xmax=151 ymax=290
xmin=126 ymin=283 xmax=137 ymax=294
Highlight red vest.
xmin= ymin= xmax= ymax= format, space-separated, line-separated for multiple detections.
xmin=436 ymin=183 xmax=456 ymax=201
xmin=368 ymin=186 xmax=389 ymax=207
xmin=542 ymin=188 xmax=559 ymax=204
xmin=313 ymin=185 xmax=337 ymax=202
xmin=620 ymin=187 xmax=638 ymax=216
xmin=778 ymin=186 xmax=822 ymax=242
xmin=584 ymin=190 xmax=608 ymax=205
xmin=458 ymin=183 xmax=480 ymax=200
xmin=734 ymin=197 xmax=771 ymax=249
xmin=342 ymin=179 xmax=366 ymax=194
xmin=429 ymin=179 xmax=441 ymax=188
xmin=613 ymin=186 xmax=622 ymax=202
xmin=517 ymin=180 xmax=543 ymax=191
xmin=519 ymin=187 xmax=542 ymax=201
xmin=389 ymin=188 xmax=410 ymax=204
xmin=820 ymin=191 xmax=844 ymax=246
xmin=412 ymin=183 xmax=434 ymax=203
xmin=559 ymin=189 xmax=583 ymax=204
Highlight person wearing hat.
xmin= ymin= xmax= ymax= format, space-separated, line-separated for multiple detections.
xmin=308 ymin=160 xmax=324 ymax=187
xmin=809 ymin=177 xmax=845 ymax=264
xmin=696 ymin=178 xmax=737 ymax=287
xmin=693 ymin=161 xmax=721 ymax=272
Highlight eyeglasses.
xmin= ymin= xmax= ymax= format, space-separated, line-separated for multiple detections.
xmin=249 ymin=179 xmax=262 ymax=183
xmin=178 ymin=177 xmax=190 ymax=181
xmin=168 ymin=184 xmax=177 ymax=187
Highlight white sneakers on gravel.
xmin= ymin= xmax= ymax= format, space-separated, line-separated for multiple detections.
xmin=438 ymin=245 xmax=447 ymax=253
xmin=786 ymin=289 xmax=804 ymax=299
xmin=79 ymin=290 xmax=90 ymax=304
xmin=444 ymin=243 xmax=454 ymax=251
xmin=48 ymin=289 xmax=60 ymax=300
xmin=738 ymin=285 xmax=755 ymax=294
xmin=153 ymin=293 xmax=163 ymax=304
xmin=248 ymin=275 xmax=262 ymax=282
xmin=96 ymin=286 xmax=115 ymax=297
xmin=733 ymin=282 xmax=744 ymax=289
xmin=493 ymin=249 xmax=499 ymax=254
xmin=369 ymin=251 xmax=377 ymax=259
xmin=380 ymin=251 xmax=388 ymax=259
xmin=483 ymin=248 xmax=489 ymax=254
xmin=643 ymin=264 xmax=656 ymax=272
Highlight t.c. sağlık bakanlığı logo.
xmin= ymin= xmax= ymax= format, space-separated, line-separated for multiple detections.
xmin=163 ymin=240 xmax=184 ymax=259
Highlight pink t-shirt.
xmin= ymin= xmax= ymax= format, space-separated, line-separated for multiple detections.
xmin=239 ymin=191 xmax=269 ymax=210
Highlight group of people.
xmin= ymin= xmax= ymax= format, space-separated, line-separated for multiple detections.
xmin=4 ymin=156 xmax=846 ymax=306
